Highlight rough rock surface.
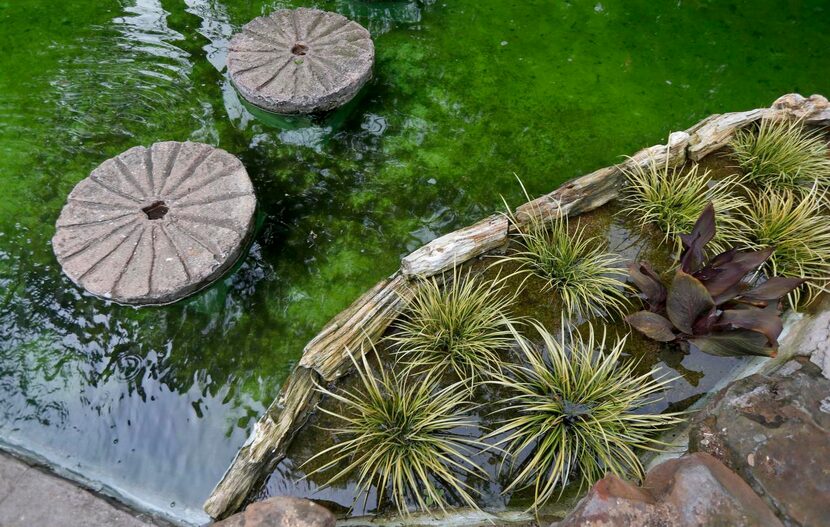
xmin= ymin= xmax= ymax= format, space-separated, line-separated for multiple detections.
xmin=227 ymin=8 xmax=374 ymax=114
xmin=551 ymin=453 xmax=782 ymax=527
xmin=689 ymin=358 xmax=830 ymax=526
xmin=53 ymin=141 xmax=256 ymax=305
xmin=214 ymin=497 xmax=335 ymax=527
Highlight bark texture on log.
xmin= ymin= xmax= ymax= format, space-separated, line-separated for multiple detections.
xmin=401 ymin=215 xmax=509 ymax=279
xmin=300 ymin=272 xmax=413 ymax=380
xmin=204 ymin=367 xmax=320 ymax=519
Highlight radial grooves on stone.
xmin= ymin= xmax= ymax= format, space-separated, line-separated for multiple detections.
xmin=157 ymin=142 xmax=183 ymax=196
xmin=114 ymin=156 xmax=148 ymax=199
xmin=171 ymin=213 xmax=245 ymax=236
xmin=227 ymin=8 xmax=373 ymax=114
xmin=76 ymin=223 xmax=142 ymax=281
xmin=168 ymin=220 xmax=223 ymax=261
xmin=89 ymin=175 xmax=143 ymax=204
xmin=159 ymin=224 xmax=192 ymax=282
xmin=58 ymin=211 xmax=137 ymax=229
xmin=144 ymin=146 xmax=155 ymax=193
xmin=112 ymin=226 xmax=146 ymax=297
xmin=54 ymin=141 xmax=256 ymax=305
xmin=161 ymin=147 xmax=214 ymax=197
xmin=174 ymin=191 xmax=252 ymax=209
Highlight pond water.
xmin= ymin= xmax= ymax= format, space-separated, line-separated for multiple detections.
xmin=0 ymin=0 xmax=828 ymax=524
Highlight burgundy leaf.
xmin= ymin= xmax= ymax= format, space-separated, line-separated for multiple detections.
xmin=715 ymin=307 xmax=783 ymax=347
xmin=628 ymin=262 xmax=667 ymax=311
xmin=679 ymin=203 xmax=716 ymax=273
xmin=740 ymin=277 xmax=805 ymax=302
xmin=694 ymin=248 xmax=774 ymax=300
xmin=689 ymin=331 xmax=777 ymax=358
xmin=626 ymin=311 xmax=676 ymax=342
xmin=708 ymin=248 xmax=739 ymax=269
xmin=691 ymin=307 xmax=718 ymax=335
xmin=666 ymin=271 xmax=715 ymax=335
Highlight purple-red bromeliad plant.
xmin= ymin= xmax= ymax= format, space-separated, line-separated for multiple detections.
xmin=626 ymin=203 xmax=804 ymax=357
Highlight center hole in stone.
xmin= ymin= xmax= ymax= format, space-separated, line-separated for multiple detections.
xmin=142 ymin=201 xmax=169 ymax=220
xmin=291 ymin=43 xmax=308 ymax=56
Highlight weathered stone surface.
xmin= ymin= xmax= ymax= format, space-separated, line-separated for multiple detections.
xmin=689 ymin=358 xmax=830 ymax=526
xmin=552 ymin=453 xmax=782 ymax=527
xmin=778 ymin=297 xmax=830 ymax=379
xmin=53 ymin=141 xmax=256 ymax=305
xmin=214 ymin=497 xmax=335 ymax=527
xmin=0 ymin=453 xmax=162 ymax=527
xmin=227 ymin=8 xmax=374 ymax=115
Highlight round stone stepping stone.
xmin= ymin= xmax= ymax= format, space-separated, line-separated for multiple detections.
xmin=52 ymin=141 xmax=256 ymax=306
xmin=227 ymin=8 xmax=374 ymax=115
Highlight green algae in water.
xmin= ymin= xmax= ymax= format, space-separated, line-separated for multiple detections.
xmin=0 ymin=0 xmax=828 ymax=523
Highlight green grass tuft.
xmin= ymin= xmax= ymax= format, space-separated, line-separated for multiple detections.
xmin=620 ymin=156 xmax=747 ymax=253
xmin=499 ymin=205 xmax=629 ymax=320
xmin=304 ymin=345 xmax=487 ymax=516
xmin=736 ymin=187 xmax=830 ymax=307
xmin=390 ymin=268 xmax=517 ymax=386
xmin=486 ymin=321 xmax=682 ymax=510
xmin=731 ymin=118 xmax=830 ymax=194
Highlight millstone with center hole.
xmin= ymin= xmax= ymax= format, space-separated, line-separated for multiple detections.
xmin=52 ymin=141 xmax=256 ymax=306
xmin=227 ymin=8 xmax=374 ymax=115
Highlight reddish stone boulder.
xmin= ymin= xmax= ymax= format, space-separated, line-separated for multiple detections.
xmin=214 ymin=497 xmax=335 ymax=527
xmin=689 ymin=358 xmax=830 ymax=526
xmin=551 ymin=453 xmax=781 ymax=527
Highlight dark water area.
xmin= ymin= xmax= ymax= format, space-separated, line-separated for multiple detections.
xmin=0 ymin=0 xmax=828 ymax=523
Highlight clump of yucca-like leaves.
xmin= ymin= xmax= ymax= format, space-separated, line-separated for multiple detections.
xmin=486 ymin=321 xmax=681 ymax=511
xmin=730 ymin=118 xmax=830 ymax=194
xmin=390 ymin=269 xmax=516 ymax=385
xmin=621 ymin=155 xmax=747 ymax=253
xmin=500 ymin=204 xmax=629 ymax=320
xmin=305 ymin=346 xmax=487 ymax=516
xmin=736 ymin=187 xmax=830 ymax=307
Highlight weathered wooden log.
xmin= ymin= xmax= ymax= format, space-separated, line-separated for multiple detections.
xmin=687 ymin=93 xmax=830 ymax=161
xmin=300 ymin=272 xmax=413 ymax=380
xmin=686 ymin=109 xmax=773 ymax=161
xmin=771 ymin=93 xmax=830 ymax=125
xmin=401 ymin=215 xmax=509 ymax=279
xmin=204 ymin=367 xmax=320 ymax=519
xmin=205 ymin=272 xmax=412 ymax=518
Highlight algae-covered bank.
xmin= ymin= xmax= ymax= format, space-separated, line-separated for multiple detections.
xmin=0 ymin=1 xmax=829 ymax=525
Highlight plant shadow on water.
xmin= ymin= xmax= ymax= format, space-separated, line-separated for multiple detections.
xmin=0 ymin=0 xmax=828 ymax=523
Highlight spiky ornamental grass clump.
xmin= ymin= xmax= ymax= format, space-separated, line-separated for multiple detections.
xmin=304 ymin=346 xmax=487 ymax=517
xmin=736 ymin=187 xmax=830 ymax=307
xmin=486 ymin=321 xmax=681 ymax=511
xmin=620 ymin=155 xmax=748 ymax=253
xmin=730 ymin=118 xmax=830 ymax=194
xmin=499 ymin=203 xmax=629 ymax=321
xmin=390 ymin=269 xmax=517 ymax=386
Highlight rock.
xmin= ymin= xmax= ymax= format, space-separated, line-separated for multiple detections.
xmin=689 ymin=358 xmax=830 ymax=526
xmin=214 ymin=497 xmax=335 ymax=527
xmin=552 ymin=452 xmax=782 ymax=527
xmin=227 ymin=8 xmax=374 ymax=115
xmin=777 ymin=297 xmax=830 ymax=379
xmin=53 ymin=141 xmax=256 ymax=305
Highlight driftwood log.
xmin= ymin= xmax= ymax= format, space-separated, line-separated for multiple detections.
xmin=204 ymin=93 xmax=830 ymax=519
